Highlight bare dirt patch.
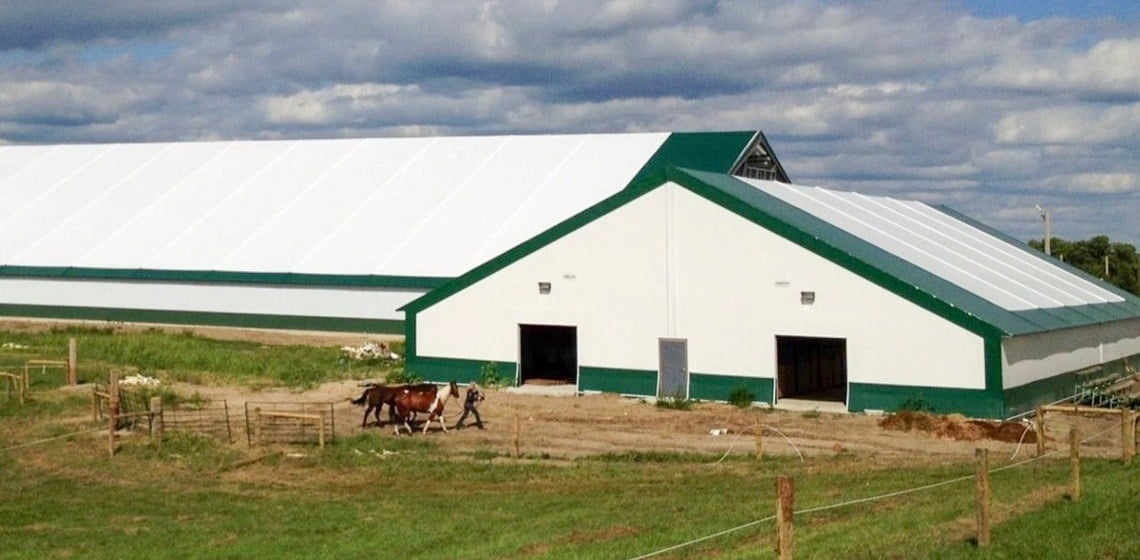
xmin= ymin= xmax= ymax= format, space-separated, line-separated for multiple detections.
xmin=8 ymin=319 xmax=1127 ymax=463
xmin=169 ymin=380 xmax=1129 ymax=463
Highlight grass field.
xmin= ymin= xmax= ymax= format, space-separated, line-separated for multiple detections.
xmin=2 ymin=326 xmax=1139 ymax=559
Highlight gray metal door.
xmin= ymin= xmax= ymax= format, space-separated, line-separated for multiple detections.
xmin=657 ymin=338 xmax=689 ymax=399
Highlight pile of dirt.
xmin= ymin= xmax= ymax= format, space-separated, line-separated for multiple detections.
xmin=879 ymin=410 xmax=1036 ymax=443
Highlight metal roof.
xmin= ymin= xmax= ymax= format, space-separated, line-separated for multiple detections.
xmin=1 ymin=133 xmax=694 ymax=279
xmin=744 ymin=180 xmax=1123 ymax=311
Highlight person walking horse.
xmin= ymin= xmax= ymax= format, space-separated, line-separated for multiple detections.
xmin=455 ymin=383 xmax=485 ymax=429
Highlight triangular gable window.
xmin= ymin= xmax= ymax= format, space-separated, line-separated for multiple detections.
xmin=733 ymin=140 xmax=788 ymax=183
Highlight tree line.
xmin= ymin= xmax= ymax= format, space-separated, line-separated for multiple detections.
xmin=1028 ymin=235 xmax=1140 ymax=296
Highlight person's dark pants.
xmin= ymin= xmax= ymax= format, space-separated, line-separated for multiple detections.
xmin=456 ymin=405 xmax=483 ymax=429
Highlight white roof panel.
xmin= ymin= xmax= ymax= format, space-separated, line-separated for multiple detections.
xmin=743 ymin=179 xmax=1122 ymax=311
xmin=0 ymin=133 xmax=669 ymax=277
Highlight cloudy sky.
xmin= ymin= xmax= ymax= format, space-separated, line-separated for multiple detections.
xmin=2 ymin=1 xmax=1138 ymax=246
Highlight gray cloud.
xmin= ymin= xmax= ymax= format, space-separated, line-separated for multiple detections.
xmin=0 ymin=0 xmax=1137 ymax=246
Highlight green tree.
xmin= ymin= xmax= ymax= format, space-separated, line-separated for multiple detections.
xmin=1029 ymin=235 xmax=1140 ymax=295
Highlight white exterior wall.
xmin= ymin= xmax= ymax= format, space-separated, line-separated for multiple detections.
xmin=417 ymin=183 xmax=986 ymax=390
xmin=416 ymin=187 xmax=670 ymax=370
xmin=0 ymin=278 xmax=422 ymax=321
xmin=1003 ymin=318 xmax=1140 ymax=389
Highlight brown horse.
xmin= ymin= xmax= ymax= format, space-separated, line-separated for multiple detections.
xmin=392 ymin=381 xmax=460 ymax=435
xmin=350 ymin=383 xmax=433 ymax=427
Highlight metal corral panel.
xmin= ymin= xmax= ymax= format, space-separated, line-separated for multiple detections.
xmin=0 ymin=134 xmax=668 ymax=277
xmin=743 ymin=179 xmax=1122 ymax=311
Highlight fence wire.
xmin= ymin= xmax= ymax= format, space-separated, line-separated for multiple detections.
xmin=629 ymin=420 xmax=1124 ymax=559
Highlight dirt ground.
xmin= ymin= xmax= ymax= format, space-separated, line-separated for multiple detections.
xmin=6 ymin=318 xmax=1131 ymax=464
xmin=174 ymin=378 xmax=1131 ymax=464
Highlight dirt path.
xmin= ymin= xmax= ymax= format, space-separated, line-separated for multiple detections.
xmin=173 ymin=379 xmax=1131 ymax=463
xmin=6 ymin=318 xmax=1127 ymax=463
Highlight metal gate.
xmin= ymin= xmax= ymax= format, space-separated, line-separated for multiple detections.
xmin=657 ymin=338 xmax=689 ymax=399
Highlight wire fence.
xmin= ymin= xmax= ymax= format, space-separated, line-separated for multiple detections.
xmin=244 ymin=401 xmax=336 ymax=447
xmin=163 ymin=402 xmax=235 ymax=444
xmin=629 ymin=422 xmax=1125 ymax=559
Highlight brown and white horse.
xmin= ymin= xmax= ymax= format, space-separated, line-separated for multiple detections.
xmin=350 ymin=383 xmax=434 ymax=427
xmin=392 ymin=381 xmax=460 ymax=435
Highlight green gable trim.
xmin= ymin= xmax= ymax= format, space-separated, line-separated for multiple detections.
xmin=690 ymin=373 xmax=773 ymax=404
xmin=408 ymin=355 xmax=516 ymax=386
xmin=629 ymin=131 xmax=760 ymax=185
xmin=580 ymin=366 xmax=657 ymax=396
xmin=0 ymin=303 xmax=401 ymax=334
xmin=403 ymin=165 xmax=1011 ymax=341
xmin=848 ymin=382 xmax=1004 ymax=419
xmin=0 ymin=266 xmax=449 ymax=290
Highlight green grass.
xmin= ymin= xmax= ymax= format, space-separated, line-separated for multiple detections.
xmin=0 ymin=325 xmax=399 ymax=388
xmin=2 ymin=430 xmax=1136 ymax=559
xmin=2 ymin=326 xmax=1138 ymax=558
xmin=4 ymin=384 xmax=1137 ymax=560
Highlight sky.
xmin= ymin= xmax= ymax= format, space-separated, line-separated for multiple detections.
xmin=1 ymin=1 xmax=1138 ymax=247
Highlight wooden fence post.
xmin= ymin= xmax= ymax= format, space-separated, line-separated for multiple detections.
xmin=513 ymin=415 xmax=521 ymax=459
xmin=318 ymin=411 xmax=326 ymax=449
xmin=67 ymin=338 xmax=77 ymax=385
xmin=775 ymin=475 xmax=794 ymax=560
xmin=150 ymin=396 xmax=164 ymax=446
xmin=755 ymin=420 xmax=764 ymax=461
xmin=254 ymin=407 xmax=263 ymax=447
xmin=1069 ymin=427 xmax=1080 ymax=501
xmin=108 ymin=371 xmax=120 ymax=457
xmin=1034 ymin=406 xmax=1045 ymax=457
xmin=975 ymin=448 xmax=991 ymax=548
xmin=1122 ymin=410 xmax=1135 ymax=466
xmin=1126 ymin=410 xmax=1135 ymax=467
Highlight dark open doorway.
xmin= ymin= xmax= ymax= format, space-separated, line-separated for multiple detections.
xmin=776 ymin=336 xmax=847 ymax=403
xmin=519 ymin=324 xmax=577 ymax=385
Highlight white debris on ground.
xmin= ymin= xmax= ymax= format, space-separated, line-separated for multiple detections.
xmin=120 ymin=374 xmax=161 ymax=387
xmin=1 ymin=342 xmax=30 ymax=350
xmin=340 ymin=341 xmax=399 ymax=361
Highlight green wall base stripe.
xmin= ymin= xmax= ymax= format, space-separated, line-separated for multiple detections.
xmin=0 ymin=265 xmax=448 ymax=289
xmin=0 ymin=303 xmax=402 ymax=334
xmin=690 ymin=373 xmax=773 ymax=404
xmin=408 ymin=356 xmax=517 ymax=386
xmin=848 ymin=382 xmax=1003 ymax=419
xmin=1002 ymin=373 xmax=1077 ymax=419
xmin=579 ymin=366 xmax=657 ymax=396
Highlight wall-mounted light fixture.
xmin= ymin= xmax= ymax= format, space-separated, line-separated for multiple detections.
xmin=538 ymin=282 xmax=551 ymax=295
xmin=800 ymin=291 xmax=815 ymax=305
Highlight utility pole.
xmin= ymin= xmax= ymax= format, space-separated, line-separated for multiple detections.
xmin=1036 ymin=205 xmax=1051 ymax=256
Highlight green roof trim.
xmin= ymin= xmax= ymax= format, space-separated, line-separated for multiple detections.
xmin=404 ymin=165 xmax=1140 ymax=339
xmin=404 ymin=166 xmax=1004 ymax=340
xmin=0 ymin=303 xmax=403 ymax=334
xmin=0 ymin=266 xmax=450 ymax=290
xmin=629 ymin=131 xmax=776 ymax=185
xmin=404 ymin=166 xmax=1140 ymax=387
